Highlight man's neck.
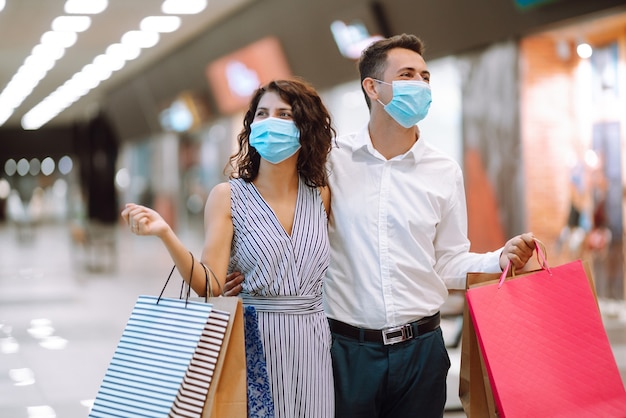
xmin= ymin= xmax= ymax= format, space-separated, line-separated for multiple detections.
xmin=368 ymin=113 xmax=419 ymax=159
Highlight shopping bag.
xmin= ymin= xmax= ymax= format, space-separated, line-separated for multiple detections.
xmin=459 ymin=272 xmax=498 ymax=418
xmin=89 ymin=294 xmax=221 ymax=417
xmin=89 ymin=253 xmax=247 ymax=418
xmin=201 ymin=263 xmax=274 ymax=417
xmin=465 ymin=243 xmax=626 ymax=417
xmin=201 ymin=296 xmax=247 ymax=418
xmin=460 ymin=243 xmax=589 ymax=417
xmin=196 ymin=259 xmax=247 ymax=418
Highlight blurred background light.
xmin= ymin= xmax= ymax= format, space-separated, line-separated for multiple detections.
xmin=577 ymin=42 xmax=593 ymax=59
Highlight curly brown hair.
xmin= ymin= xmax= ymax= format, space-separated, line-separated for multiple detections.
xmin=228 ymin=78 xmax=335 ymax=188
xmin=358 ymin=34 xmax=425 ymax=109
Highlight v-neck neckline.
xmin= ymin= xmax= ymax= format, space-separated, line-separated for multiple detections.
xmin=249 ymin=178 xmax=301 ymax=238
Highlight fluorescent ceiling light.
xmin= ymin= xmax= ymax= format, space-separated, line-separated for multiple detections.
xmin=64 ymin=0 xmax=108 ymax=15
xmin=32 ymin=44 xmax=66 ymax=61
xmin=162 ymin=0 xmax=207 ymax=15
xmin=121 ymin=30 xmax=160 ymax=49
xmin=0 ymin=0 xmax=5 ymax=13
xmin=0 ymin=109 xmax=10 ymax=126
xmin=40 ymin=31 xmax=77 ymax=48
xmin=94 ymin=54 xmax=125 ymax=72
xmin=106 ymin=43 xmax=141 ymax=61
xmin=16 ymin=0 xmax=200 ymax=129
xmin=140 ymin=16 xmax=181 ymax=33
xmin=80 ymin=64 xmax=108 ymax=84
xmin=52 ymin=16 xmax=92 ymax=32
xmin=23 ymin=55 xmax=55 ymax=72
xmin=2 ymin=89 xmax=29 ymax=109
xmin=15 ymin=69 xmax=46 ymax=88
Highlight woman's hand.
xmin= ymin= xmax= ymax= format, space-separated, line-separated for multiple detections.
xmin=121 ymin=203 xmax=171 ymax=238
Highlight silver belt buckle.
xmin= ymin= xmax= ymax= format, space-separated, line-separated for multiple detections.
xmin=382 ymin=324 xmax=413 ymax=345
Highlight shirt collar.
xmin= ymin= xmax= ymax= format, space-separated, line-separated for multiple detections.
xmin=356 ymin=124 xmax=424 ymax=162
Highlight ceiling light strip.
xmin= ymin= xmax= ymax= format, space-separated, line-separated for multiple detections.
xmin=0 ymin=1 xmax=108 ymax=127
xmin=20 ymin=1 xmax=205 ymax=130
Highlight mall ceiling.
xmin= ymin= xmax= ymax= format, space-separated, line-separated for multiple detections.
xmin=0 ymin=0 xmax=255 ymax=129
xmin=1 ymin=0 xmax=625 ymax=134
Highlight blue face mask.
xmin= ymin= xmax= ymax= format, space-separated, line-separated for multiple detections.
xmin=249 ymin=117 xmax=301 ymax=164
xmin=375 ymin=80 xmax=432 ymax=128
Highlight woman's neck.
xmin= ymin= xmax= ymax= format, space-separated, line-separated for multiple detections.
xmin=254 ymin=163 xmax=299 ymax=196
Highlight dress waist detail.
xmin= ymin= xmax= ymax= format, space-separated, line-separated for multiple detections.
xmin=240 ymin=294 xmax=323 ymax=314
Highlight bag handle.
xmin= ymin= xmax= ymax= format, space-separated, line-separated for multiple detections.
xmin=498 ymin=238 xmax=551 ymax=289
xmin=199 ymin=261 xmax=224 ymax=297
xmin=157 ymin=251 xmax=203 ymax=307
xmin=156 ymin=252 xmax=224 ymax=305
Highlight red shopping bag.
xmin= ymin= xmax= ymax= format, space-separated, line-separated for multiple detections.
xmin=466 ymin=245 xmax=626 ymax=417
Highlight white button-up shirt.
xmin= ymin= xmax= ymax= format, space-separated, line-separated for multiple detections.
xmin=323 ymin=125 xmax=502 ymax=329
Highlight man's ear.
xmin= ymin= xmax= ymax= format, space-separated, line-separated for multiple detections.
xmin=362 ymin=78 xmax=379 ymax=102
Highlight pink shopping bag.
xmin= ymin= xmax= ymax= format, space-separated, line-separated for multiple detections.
xmin=466 ymin=246 xmax=626 ymax=418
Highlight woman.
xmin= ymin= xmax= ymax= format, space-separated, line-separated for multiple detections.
xmin=122 ymin=78 xmax=335 ymax=417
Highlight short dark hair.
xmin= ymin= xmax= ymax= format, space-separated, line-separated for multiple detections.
xmin=229 ymin=78 xmax=335 ymax=188
xmin=358 ymin=34 xmax=425 ymax=108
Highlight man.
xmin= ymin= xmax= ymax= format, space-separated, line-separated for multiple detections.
xmin=226 ymin=33 xmax=536 ymax=417
xmin=324 ymin=33 xmax=534 ymax=417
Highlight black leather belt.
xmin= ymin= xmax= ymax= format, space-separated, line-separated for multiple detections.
xmin=328 ymin=312 xmax=440 ymax=345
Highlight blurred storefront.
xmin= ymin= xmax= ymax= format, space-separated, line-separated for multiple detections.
xmin=2 ymin=1 xmax=626 ymax=298
xmin=111 ymin=6 xmax=626 ymax=300
xmin=520 ymin=11 xmax=626 ymax=299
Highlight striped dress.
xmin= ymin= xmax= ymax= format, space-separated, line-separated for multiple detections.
xmin=228 ymin=177 xmax=334 ymax=418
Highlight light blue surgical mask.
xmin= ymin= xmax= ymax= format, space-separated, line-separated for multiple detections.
xmin=249 ymin=117 xmax=301 ymax=164
xmin=375 ymin=79 xmax=432 ymax=128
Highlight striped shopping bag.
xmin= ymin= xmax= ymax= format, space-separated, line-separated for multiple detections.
xmin=90 ymin=254 xmax=247 ymax=417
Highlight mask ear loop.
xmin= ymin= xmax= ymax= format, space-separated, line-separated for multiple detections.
xmin=371 ymin=78 xmax=390 ymax=107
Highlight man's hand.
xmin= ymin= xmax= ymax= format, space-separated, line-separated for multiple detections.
xmin=223 ymin=271 xmax=244 ymax=296
xmin=500 ymin=232 xmax=536 ymax=271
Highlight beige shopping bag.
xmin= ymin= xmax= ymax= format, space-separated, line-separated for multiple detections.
xmin=201 ymin=296 xmax=247 ymax=417
xmin=196 ymin=260 xmax=248 ymax=417
xmin=459 ymin=271 xmax=499 ymax=418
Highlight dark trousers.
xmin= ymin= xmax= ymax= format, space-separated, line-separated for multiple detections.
xmin=331 ymin=327 xmax=450 ymax=418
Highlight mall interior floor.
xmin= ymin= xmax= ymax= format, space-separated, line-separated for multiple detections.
xmin=0 ymin=221 xmax=625 ymax=417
